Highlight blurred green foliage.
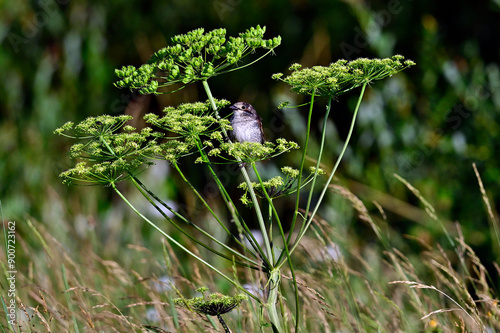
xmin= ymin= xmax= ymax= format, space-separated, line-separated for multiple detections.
xmin=1 ymin=0 xmax=500 ymax=270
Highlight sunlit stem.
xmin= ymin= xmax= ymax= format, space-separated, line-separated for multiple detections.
xmin=287 ymin=90 xmax=315 ymax=245
xmin=241 ymin=165 xmax=273 ymax=263
xmin=267 ymin=200 xmax=274 ymax=263
xmin=222 ymin=48 xmax=277 ymax=75
xmin=266 ymin=269 xmax=283 ymax=332
xmin=202 ymin=80 xmax=229 ymax=139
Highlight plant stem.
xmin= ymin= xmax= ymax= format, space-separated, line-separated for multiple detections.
xmin=276 ymin=95 xmax=331 ymax=267
xmin=267 ymin=200 xmax=274 ymax=263
xmin=266 ymin=269 xmax=283 ymax=333
xmin=217 ymin=314 xmax=231 ymax=333
xmin=302 ymin=97 xmax=332 ymax=227
xmin=112 ymin=182 xmax=261 ymax=302
xmin=174 ymin=150 xmax=262 ymax=256
xmin=202 ymin=80 xmax=229 ymax=138
xmin=203 ymin=80 xmax=282 ymax=329
xmin=221 ymin=48 xmax=277 ymax=75
xmin=172 ymin=162 xmax=261 ymax=259
xmin=240 ymin=163 xmax=274 ymax=264
xmin=287 ymin=91 xmax=315 ymax=245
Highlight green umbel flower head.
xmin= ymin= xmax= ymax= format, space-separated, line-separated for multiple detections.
xmin=273 ymin=55 xmax=415 ymax=98
xmin=54 ymin=115 xmax=163 ymax=185
xmin=205 ymin=138 xmax=299 ymax=165
xmin=145 ymin=99 xmax=231 ymax=143
xmin=175 ymin=291 xmax=247 ymax=316
xmin=115 ymin=26 xmax=281 ymax=94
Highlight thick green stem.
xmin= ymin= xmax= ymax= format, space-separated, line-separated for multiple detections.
xmin=240 ymin=165 xmax=274 ymax=264
xmin=202 ymin=80 xmax=229 ymax=138
xmin=267 ymin=200 xmax=274 ymax=263
xmin=266 ymin=269 xmax=283 ymax=332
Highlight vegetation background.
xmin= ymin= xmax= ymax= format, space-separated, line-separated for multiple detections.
xmin=1 ymin=0 xmax=500 ymax=331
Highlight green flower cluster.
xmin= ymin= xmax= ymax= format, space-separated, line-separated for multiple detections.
xmin=273 ymin=55 xmax=415 ymax=98
xmin=175 ymin=290 xmax=247 ymax=316
xmin=144 ymin=99 xmax=232 ymax=162
xmin=238 ymin=166 xmax=325 ymax=205
xmin=54 ymin=115 xmax=163 ymax=185
xmin=55 ymin=100 xmax=299 ymax=184
xmin=144 ymin=99 xmax=299 ymax=165
xmin=146 ymin=99 xmax=230 ymax=140
xmin=203 ymin=138 xmax=299 ymax=165
xmin=115 ymin=26 xmax=281 ymax=94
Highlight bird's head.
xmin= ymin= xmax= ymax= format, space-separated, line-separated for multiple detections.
xmin=230 ymin=102 xmax=256 ymax=116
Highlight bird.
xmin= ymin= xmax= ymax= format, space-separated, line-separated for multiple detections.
xmin=229 ymin=102 xmax=265 ymax=144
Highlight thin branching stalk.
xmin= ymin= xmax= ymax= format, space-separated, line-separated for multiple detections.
xmin=303 ymin=97 xmax=332 ymax=225
xmin=275 ymin=94 xmax=330 ymax=267
xmin=171 ymin=163 xmax=243 ymax=246
xmin=174 ymin=150 xmax=265 ymax=261
xmin=129 ymin=175 xmax=259 ymax=268
xmin=222 ymin=49 xmax=278 ymax=76
xmin=287 ymin=90 xmax=316 ymax=246
xmin=241 ymin=168 xmax=274 ymax=262
xmin=112 ymin=182 xmax=261 ymax=303
xmin=194 ymin=134 xmax=269 ymax=263
xmin=287 ymin=82 xmax=367 ymax=258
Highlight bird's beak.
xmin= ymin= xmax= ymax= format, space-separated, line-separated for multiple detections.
xmin=229 ymin=105 xmax=238 ymax=110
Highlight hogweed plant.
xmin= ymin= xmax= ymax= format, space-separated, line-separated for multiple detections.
xmin=175 ymin=287 xmax=247 ymax=333
xmin=55 ymin=26 xmax=415 ymax=332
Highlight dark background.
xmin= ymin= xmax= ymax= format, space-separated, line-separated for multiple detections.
xmin=1 ymin=0 xmax=500 ymax=266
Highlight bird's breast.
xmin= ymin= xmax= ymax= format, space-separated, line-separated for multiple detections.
xmin=231 ymin=118 xmax=263 ymax=143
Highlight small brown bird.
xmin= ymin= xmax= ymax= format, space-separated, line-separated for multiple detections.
xmin=229 ymin=102 xmax=265 ymax=144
